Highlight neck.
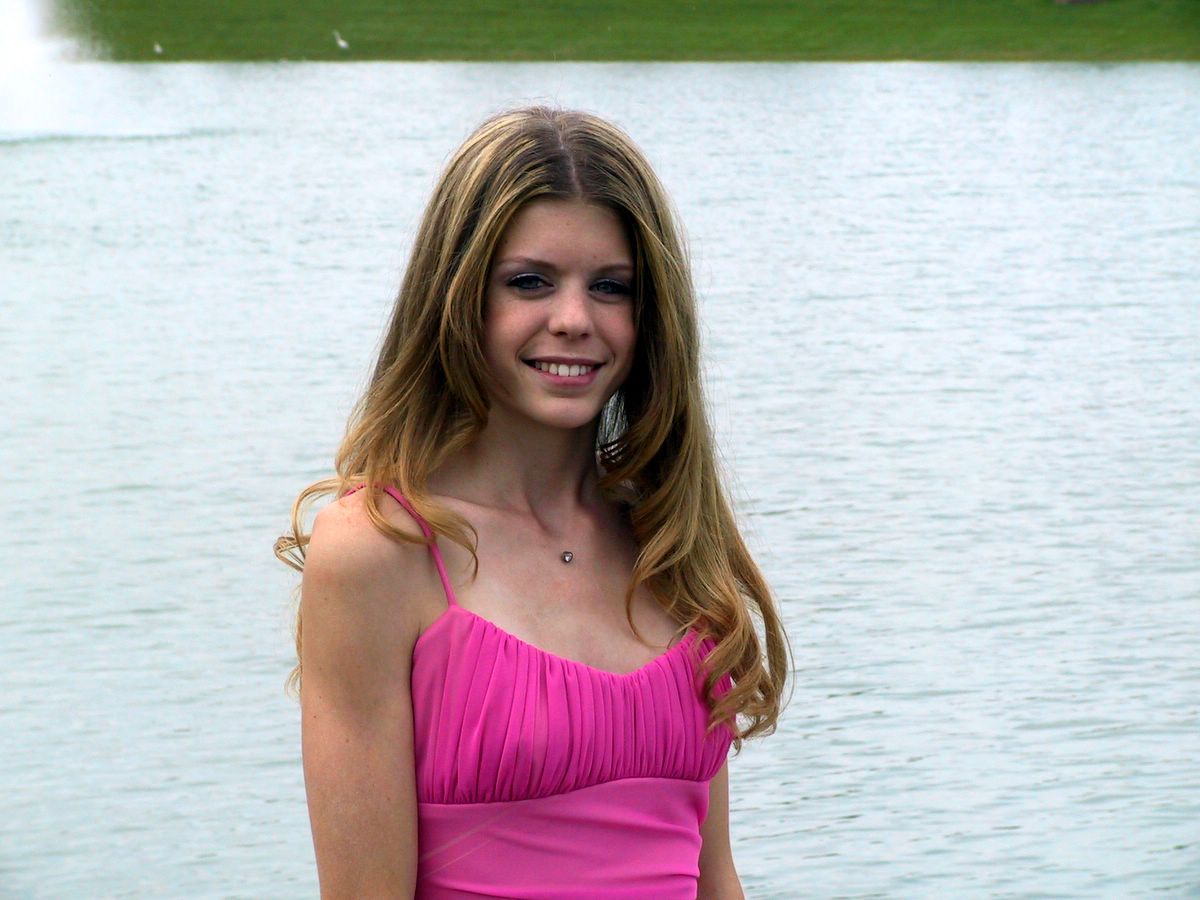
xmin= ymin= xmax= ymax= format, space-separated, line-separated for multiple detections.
xmin=431 ymin=408 xmax=606 ymax=529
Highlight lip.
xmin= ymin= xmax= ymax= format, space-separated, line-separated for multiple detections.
xmin=523 ymin=356 xmax=604 ymax=366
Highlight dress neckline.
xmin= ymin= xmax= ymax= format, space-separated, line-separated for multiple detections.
xmin=414 ymin=603 xmax=699 ymax=681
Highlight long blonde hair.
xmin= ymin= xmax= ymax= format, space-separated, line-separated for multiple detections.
xmin=276 ymin=106 xmax=791 ymax=748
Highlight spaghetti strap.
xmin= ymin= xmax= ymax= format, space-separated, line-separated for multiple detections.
xmin=345 ymin=483 xmax=458 ymax=609
xmin=379 ymin=486 xmax=459 ymax=609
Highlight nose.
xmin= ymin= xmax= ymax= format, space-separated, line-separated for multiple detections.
xmin=547 ymin=280 xmax=592 ymax=338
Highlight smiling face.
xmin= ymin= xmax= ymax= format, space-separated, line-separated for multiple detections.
xmin=482 ymin=198 xmax=636 ymax=435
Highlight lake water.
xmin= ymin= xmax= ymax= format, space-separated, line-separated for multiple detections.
xmin=1 ymin=62 xmax=1198 ymax=898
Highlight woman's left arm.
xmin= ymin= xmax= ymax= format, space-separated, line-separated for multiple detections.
xmin=697 ymin=760 xmax=746 ymax=900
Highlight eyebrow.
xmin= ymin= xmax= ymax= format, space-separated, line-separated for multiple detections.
xmin=494 ymin=256 xmax=633 ymax=274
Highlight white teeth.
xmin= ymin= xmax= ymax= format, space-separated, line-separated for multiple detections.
xmin=534 ymin=361 xmax=594 ymax=376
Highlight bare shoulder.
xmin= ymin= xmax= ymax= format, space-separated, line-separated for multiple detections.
xmin=300 ymin=487 xmax=429 ymax=894
xmin=303 ymin=488 xmax=443 ymax=664
xmin=308 ymin=487 xmax=429 ymax=574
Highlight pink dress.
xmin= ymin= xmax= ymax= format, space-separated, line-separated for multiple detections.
xmin=375 ymin=486 xmax=735 ymax=899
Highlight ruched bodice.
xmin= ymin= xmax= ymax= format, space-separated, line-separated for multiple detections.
xmin=359 ymin=486 xmax=736 ymax=898
xmin=411 ymin=601 xmax=734 ymax=805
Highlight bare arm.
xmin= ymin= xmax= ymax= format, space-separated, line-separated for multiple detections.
xmin=299 ymin=495 xmax=432 ymax=898
xmin=697 ymin=759 xmax=745 ymax=900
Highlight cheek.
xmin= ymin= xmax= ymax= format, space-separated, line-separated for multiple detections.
xmin=605 ymin=308 xmax=637 ymax=382
xmin=481 ymin=302 xmax=521 ymax=367
xmin=598 ymin=301 xmax=636 ymax=346
xmin=616 ymin=309 xmax=638 ymax=357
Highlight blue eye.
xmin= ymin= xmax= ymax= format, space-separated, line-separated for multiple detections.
xmin=507 ymin=273 xmax=549 ymax=291
xmin=593 ymin=279 xmax=631 ymax=297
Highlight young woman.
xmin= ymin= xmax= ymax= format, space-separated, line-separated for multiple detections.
xmin=277 ymin=106 xmax=790 ymax=899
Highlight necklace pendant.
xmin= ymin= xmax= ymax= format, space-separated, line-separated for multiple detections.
xmin=561 ymin=551 xmax=574 ymax=564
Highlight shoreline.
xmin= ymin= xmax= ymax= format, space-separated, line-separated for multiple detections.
xmin=52 ymin=0 xmax=1200 ymax=63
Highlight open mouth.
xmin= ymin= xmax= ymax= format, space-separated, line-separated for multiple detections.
xmin=524 ymin=360 xmax=602 ymax=378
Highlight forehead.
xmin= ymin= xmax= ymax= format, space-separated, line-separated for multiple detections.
xmin=493 ymin=198 xmax=631 ymax=266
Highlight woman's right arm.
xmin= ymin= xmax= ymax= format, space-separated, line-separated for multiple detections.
xmin=299 ymin=494 xmax=430 ymax=898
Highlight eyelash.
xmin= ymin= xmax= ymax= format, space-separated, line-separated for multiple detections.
xmin=506 ymin=274 xmax=631 ymax=297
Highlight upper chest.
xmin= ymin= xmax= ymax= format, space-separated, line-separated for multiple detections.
xmin=431 ymin=503 xmax=686 ymax=673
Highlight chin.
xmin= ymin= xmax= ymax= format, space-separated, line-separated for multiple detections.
xmin=498 ymin=399 xmax=608 ymax=433
xmin=533 ymin=408 xmax=605 ymax=432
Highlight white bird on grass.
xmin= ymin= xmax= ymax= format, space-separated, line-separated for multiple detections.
xmin=333 ymin=30 xmax=349 ymax=50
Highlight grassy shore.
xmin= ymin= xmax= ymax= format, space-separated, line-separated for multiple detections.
xmin=55 ymin=0 xmax=1200 ymax=61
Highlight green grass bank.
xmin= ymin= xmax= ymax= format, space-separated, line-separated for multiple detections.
xmin=56 ymin=0 xmax=1200 ymax=61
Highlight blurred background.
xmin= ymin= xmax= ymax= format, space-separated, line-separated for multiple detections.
xmin=2 ymin=1 xmax=1198 ymax=897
